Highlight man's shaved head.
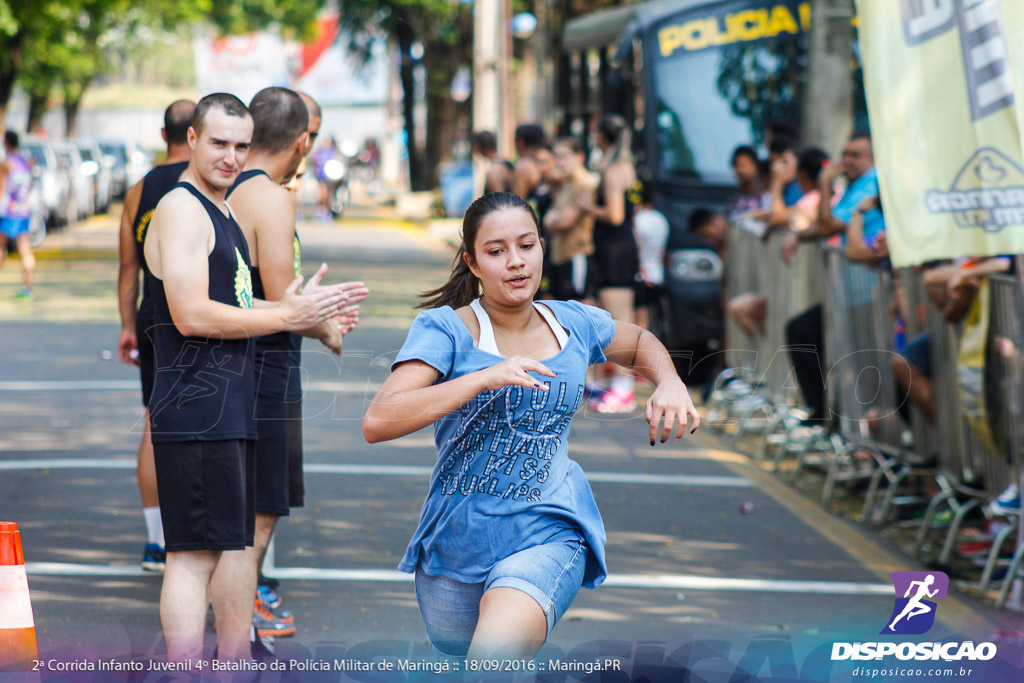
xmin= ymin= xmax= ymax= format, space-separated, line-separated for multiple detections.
xmin=164 ymin=99 xmax=197 ymax=145
xmin=249 ymin=87 xmax=308 ymax=154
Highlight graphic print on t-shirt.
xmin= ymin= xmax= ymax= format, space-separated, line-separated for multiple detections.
xmin=437 ymin=381 xmax=584 ymax=503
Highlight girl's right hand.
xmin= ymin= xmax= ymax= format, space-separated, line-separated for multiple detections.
xmin=481 ymin=356 xmax=556 ymax=392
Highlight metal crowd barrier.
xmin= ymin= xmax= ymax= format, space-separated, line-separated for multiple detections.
xmin=716 ymin=231 xmax=1024 ymax=607
xmin=719 ymin=226 xmax=826 ymax=443
xmin=821 ymin=249 xmax=925 ymax=514
xmin=910 ymin=276 xmax=1018 ymax=570
xmin=724 ymin=227 xmax=827 ymax=397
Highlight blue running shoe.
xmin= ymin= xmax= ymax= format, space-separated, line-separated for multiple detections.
xmin=142 ymin=543 xmax=166 ymax=571
xmin=258 ymin=583 xmax=281 ymax=609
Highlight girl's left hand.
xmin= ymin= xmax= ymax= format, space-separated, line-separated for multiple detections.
xmin=646 ymin=378 xmax=701 ymax=444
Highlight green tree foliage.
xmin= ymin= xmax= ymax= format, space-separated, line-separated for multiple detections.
xmin=341 ymin=0 xmax=473 ymax=190
xmin=0 ymin=0 xmax=322 ymax=133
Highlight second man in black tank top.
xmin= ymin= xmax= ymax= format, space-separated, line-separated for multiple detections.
xmin=225 ymin=87 xmax=368 ymax=639
xmin=142 ymin=93 xmax=355 ymax=665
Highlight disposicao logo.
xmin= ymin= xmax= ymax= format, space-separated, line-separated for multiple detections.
xmin=882 ymin=571 xmax=948 ymax=635
xmin=831 ymin=570 xmax=997 ymax=663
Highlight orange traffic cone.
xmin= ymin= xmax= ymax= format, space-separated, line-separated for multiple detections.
xmin=0 ymin=522 xmax=38 ymax=671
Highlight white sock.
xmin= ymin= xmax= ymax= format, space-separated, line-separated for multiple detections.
xmin=611 ymin=374 xmax=634 ymax=395
xmin=143 ymin=507 xmax=164 ymax=547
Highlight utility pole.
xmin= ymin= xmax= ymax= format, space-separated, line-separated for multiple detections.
xmin=802 ymin=0 xmax=855 ymax=155
xmin=474 ymin=0 xmax=512 ymax=155
xmin=473 ymin=0 xmax=513 ymax=194
xmin=533 ymin=0 xmax=556 ymax=139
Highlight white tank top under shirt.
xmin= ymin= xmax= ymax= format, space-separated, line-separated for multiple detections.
xmin=469 ymin=298 xmax=568 ymax=356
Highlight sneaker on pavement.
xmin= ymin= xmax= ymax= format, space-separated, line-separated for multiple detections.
xmin=257 ymin=592 xmax=293 ymax=623
xmin=14 ymin=287 xmax=32 ymax=300
xmin=588 ymin=389 xmax=637 ymax=414
xmin=257 ymin=583 xmax=281 ymax=609
xmin=254 ymin=598 xmax=296 ymax=637
xmin=141 ymin=543 xmax=166 ymax=571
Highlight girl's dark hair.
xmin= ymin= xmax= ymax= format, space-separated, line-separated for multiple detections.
xmin=418 ymin=192 xmax=540 ymax=309
xmin=797 ymin=147 xmax=830 ymax=183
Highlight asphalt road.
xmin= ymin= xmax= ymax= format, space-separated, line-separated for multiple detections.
xmin=2 ymin=219 xmax=1023 ymax=682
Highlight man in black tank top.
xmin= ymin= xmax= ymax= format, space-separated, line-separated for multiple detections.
xmin=143 ymin=93 xmax=353 ymax=665
xmin=225 ymin=87 xmax=368 ymax=638
xmin=116 ymin=99 xmax=195 ymax=574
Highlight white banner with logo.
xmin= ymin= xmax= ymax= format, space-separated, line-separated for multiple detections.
xmin=856 ymin=0 xmax=1024 ymax=267
xmin=193 ymin=32 xmax=293 ymax=104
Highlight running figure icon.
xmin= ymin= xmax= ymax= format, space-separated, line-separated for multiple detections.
xmin=887 ymin=573 xmax=940 ymax=633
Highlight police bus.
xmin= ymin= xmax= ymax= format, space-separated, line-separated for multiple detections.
xmin=560 ymin=0 xmax=865 ymax=380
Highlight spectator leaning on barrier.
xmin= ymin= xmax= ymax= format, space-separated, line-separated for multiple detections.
xmin=727 ymin=145 xmax=762 ymax=215
xmin=894 ymin=257 xmax=1014 ymax=429
xmin=783 ymin=132 xmax=883 ymax=426
xmin=726 ymin=145 xmax=767 ymax=237
xmin=760 ymin=137 xmax=803 ymax=230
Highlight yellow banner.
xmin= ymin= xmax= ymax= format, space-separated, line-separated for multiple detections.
xmin=856 ymin=0 xmax=1024 ymax=267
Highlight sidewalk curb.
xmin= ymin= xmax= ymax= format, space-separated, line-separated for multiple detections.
xmin=18 ymin=249 xmax=119 ymax=262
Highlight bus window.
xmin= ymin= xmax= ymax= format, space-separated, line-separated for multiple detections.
xmin=653 ymin=36 xmax=805 ymax=184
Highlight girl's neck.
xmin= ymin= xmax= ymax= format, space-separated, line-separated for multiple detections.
xmin=478 ymin=295 xmax=534 ymax=332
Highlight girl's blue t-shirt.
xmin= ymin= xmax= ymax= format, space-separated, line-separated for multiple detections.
xmin=392 ymin=300 xmax=617 ymax=589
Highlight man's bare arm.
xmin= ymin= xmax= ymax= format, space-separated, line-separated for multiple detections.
xmin=151 ymin=190 xmax=346 ymax=339
xmin=116 ymin=180 xmax=144 ymax=363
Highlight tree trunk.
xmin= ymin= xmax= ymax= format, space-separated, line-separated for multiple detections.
xmin=803 ymin=0 xmax=854 ymax=154
xmin=424 ymin=48 xmax=458 ymax=190
xmin=27 ymin=90 xmax=48 ymax=133
xmin=0 ymin=31 xmax=25 ymax=127
xmin=63 ymin=80 xmax=88 ymax=138
xmin=64 ymin=99 xmax=82 ymax=138
xmin=395 ymin=19 xmax=424 ymax=191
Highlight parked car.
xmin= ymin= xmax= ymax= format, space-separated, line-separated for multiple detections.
xmin=19 ymin=138 xmax=72 ymax=227
xmin=53 ymin=141 xmax=94 ymax=221
xmin=75 ymin=140 xmax=113 ymax=214
xmin=98 ymin=139 xmax=150 ymax=198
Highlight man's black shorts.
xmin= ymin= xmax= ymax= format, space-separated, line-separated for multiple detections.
xmin=137 ymin=322 xmax=155 ymax=408
xmin=254 ymin=396 xmax=304 ymax=515
xmin=287 ymin=401 xmax=304 ymax=508
xmin=153 ymin=439 xmax=255 ymax=552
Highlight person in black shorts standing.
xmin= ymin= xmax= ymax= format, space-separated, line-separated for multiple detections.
xmin=117 ymin=99 xmax=196 ymax=572
xmin=225 ymin=87 xmax=368 ymax=638
xmin=143 ymin=93 xmax=352 ymax=664
xmin=578 ymin=115 xmax=641 ymax=413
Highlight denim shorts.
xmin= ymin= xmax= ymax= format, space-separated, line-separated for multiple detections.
xmin=414 ymin=538 xmax=587 ymax=657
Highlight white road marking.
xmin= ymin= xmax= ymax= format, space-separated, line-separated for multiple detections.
xmin=0 ymin=459 xmax=750 ymax=488
xmin=0 ymin=380 xmax=371 ymax=393
xmin=22 ymin=563 xmax=891 ymax=595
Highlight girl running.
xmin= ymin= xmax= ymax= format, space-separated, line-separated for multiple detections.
xmin=363 ymin=192 xmax=700 ymax=659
